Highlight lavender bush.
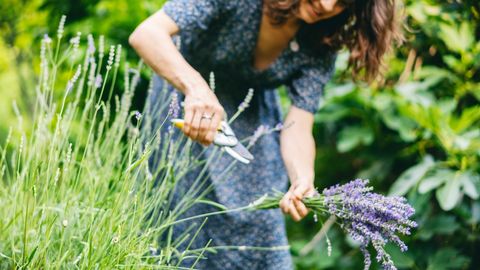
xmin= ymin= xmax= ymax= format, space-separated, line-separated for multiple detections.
xmin=252 ymin=179 xmax=417 ymax=270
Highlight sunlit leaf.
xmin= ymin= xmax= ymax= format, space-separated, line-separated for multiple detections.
xmin=427 ymin=248 xmax=470 ymax=270
xmin=418 ymin=169 xmax=453 ymax=194
xmin=436 ymin=174 xmax=462 ymax=211
xmin=459 ymin=171 xmax=480 ymax=200
xmin=389 ymin=155 xmax=436 ymax=196
xmin=336 ymin=126 xmax=374 ymax=153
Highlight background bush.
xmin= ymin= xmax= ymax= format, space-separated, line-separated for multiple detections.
xmin=0 ymin=0 xmax=479 ymax=269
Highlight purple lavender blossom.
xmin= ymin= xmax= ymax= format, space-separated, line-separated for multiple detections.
xmin=252 ymin=179 xmax=417 ymax=270
xmin=134 ymin=111 xmax=142 ymax=121
xmin=247 ymin=125 xmax=268 ymax=148
xmin=87 ymin=34 xmax=96 ymax=54
xmin=95 ymin=74 xmax=103 ymax=89
xmin=168 ymin=92 xmax=180 ymax=118
xmin=238 ymin=88 xmax=254 ymax=112
xmin=320 ymin=179 xmax=417 ymax=270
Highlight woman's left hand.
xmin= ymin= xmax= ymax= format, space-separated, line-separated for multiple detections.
xmin=279 ymin=178 xmax=315 ymax=222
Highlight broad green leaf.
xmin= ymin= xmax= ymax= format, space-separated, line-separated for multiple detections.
xmin=427 ymin=248 xmax=470 ymax=270
xmin=417 ymin=214 xmax=460 ymax=240
xmin=450 ymin=106 xmax=480 ymax=133
xmin=436 ymin=174 xmax=462 ymax=211
xmin=418 ymin=169 xmax=453 ymax=194
xmin=459 ymin=171 xmax=480 ymax=200
xmin=395 ymin=82 xmax=435 ymax=107
xmin=389 ymin=155 xmax=436 ymax=196
xmin=381 ymin=109 xmax=418 ymax=142
xmin=336 ymin=126 xmax=374 ymax=153
xmin=443 ymin=55 xmax=464 ymax=73
xmin=439 ymin=22 xmax=474 ymax=53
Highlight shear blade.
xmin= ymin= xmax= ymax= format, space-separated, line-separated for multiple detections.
xmin=224 ymin=146 xmax=251 ymax=164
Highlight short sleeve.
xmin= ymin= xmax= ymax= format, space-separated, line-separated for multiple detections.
xmin=162 ymin=0 xmax=224 ymax=35
xmin=287 ymin=53 xmax=337 ymax=114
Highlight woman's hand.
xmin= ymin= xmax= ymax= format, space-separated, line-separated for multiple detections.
xmin=279 ymin=177 xmax=315 ymax=222
xmin=129 ymin=10 xmax=224 ymax=146
xmin=182 ymin=85 xmax=225 ymax=146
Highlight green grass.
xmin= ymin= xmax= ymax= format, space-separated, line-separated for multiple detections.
xmin=0 ymin=21 xmax=227 ymax=269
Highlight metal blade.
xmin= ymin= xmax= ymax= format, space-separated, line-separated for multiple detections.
xmin=224 ymin=142 xmax=254 ymax=163
xmin=224 ymin=146 xmax=251 ymax=164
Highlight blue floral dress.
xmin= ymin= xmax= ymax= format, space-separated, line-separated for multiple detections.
xmin=148 ymin=0 xmax=336 ymax=269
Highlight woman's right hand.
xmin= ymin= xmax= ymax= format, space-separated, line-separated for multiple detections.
xmin=182 ymin=84 xmax=225 ymax=146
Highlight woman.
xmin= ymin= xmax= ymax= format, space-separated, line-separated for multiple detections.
xmin=130 ymin=0 xmax=403 ymax=268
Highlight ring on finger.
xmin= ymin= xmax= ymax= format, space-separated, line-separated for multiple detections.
xmin=201 ymin=112 xmax=214 ymax=120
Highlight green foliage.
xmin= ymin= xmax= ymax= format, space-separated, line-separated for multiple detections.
xmin=297 ymin=1 xmax=480 ymax=269
xmin=1 ymin=0 xmax=479 ymax=269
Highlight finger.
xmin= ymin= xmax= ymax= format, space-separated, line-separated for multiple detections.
xmin=189 ymin=109 xmax=202 ymax=140
xmin=279 ymin=192 xmax=292 ymax=214
xmin=288 ymin=200 xmax=301 ymax=221
xmin=197 ymin=112 xmax=213 ymax=144
xmin=203 ymin=109 xmax=222 ymax=145
xmin=183 ymin=106 xmax=194 ymax=136
xmin=293 ymin=184 xmax=310 ymax=200
xmin=293 ymin=199 xmax=309 ymax=218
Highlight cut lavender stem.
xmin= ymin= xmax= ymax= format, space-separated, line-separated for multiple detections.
xmin=251 ymin=179 xmax=417 ymax=270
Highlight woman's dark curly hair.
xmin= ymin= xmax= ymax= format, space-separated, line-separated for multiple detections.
xmin=265 ymin=0 xmax=404 ymax=82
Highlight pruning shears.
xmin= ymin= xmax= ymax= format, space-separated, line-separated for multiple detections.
xmin=171 ymin=119 xmax=254 ymax=164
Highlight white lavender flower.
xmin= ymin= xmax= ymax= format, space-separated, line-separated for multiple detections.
xmin=66 ymin=65 xmax=82 ymax=93
xmin=115 ymin=45 xmax=122 ymax=68
xmin=57 ymin=15 xmax=66 ymax=39
xmin=70 ymin=32 xmax=81 ymax=54
xmin=99 ymin=35 xmax=105 ymax=59
xmin=209 ymin=72 xmax=216 ymax=92
xmin=106 ymin=45 xmax=115 ymax=71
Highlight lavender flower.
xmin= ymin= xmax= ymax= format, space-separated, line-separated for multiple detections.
xmin=114 ymin=45 xmax=122 ymax=68
xmin=168 ymin=92 xmax=180 ymax=119
xmin=134 ymin=111 xmax=142 ymax=121
xmin=106 ymin=45 xmax=115 ymax=71
xmin=87 ymin=34 xmax=96 ymax=55
xmin=94 ymin=74 xmax=103 ymax=89
xmin=252 ymin=179 xmax=417 ymax=270
xmin=247 ymin=125 xmax=268 ymax=148
xmin=99 ymin=35 xmax=105 ymax=59
xmin=66 ymin=65 xmax=82 ymax=93
xmin=209 ymin=72 xmax=216 ymax=92
xmin=70 ymin=32 xmax=81 ymax=54
xmin=57 ymin=15 xmax=66 ymax=39
xmin=238 ymin=88 xmax=254 ymax=112
xmin=43 ymin=34 xmax=52 ymax=44
xmin=247 ymin=122 xmax=285 ymax=148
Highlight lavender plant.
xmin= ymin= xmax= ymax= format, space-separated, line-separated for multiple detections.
xmin=252 ymin=179 xmax=417 ymax=270
xmin=0 ymin=17 xmax=236 ymax=269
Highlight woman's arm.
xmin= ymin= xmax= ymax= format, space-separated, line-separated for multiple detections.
xmin=129 ymin=11 xmax=224 ymax=146
xmin=279 ymin=105 xmax=316 ymax=221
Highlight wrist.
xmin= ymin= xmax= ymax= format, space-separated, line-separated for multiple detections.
xmin=292 ymin=173 xmax=314 ymax=185
xmin=178 ymin=70 xmax=207 ymax=96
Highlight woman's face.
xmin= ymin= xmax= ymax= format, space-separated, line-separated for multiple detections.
xmin=297 ymin=0 xmax=346 ymax=24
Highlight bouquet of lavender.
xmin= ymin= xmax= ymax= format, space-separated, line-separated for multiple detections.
xmin=252 ymin=179 xmax=417 ymax=270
